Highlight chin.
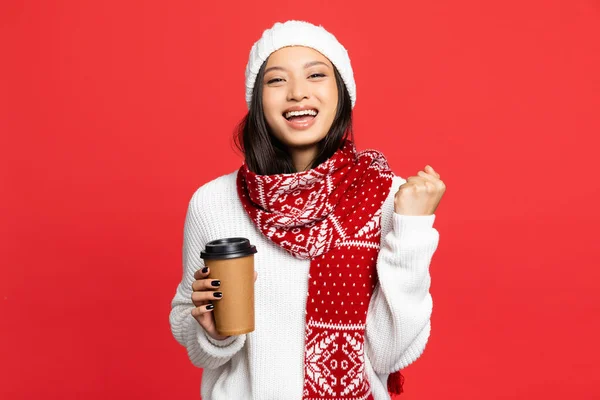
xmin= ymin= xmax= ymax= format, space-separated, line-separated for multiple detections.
xmin=278 ymin=128 xmax=327 ymax=149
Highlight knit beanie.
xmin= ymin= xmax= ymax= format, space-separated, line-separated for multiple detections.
xmin=244 ymin=20 xmax=356 ymax=110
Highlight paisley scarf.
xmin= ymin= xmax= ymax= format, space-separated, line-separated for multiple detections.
xmin=236 ymin=139 xmax=404 ymax=398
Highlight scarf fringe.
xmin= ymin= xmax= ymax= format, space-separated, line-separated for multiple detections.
xmin=387 ymin=371 xmax=405 ymax=395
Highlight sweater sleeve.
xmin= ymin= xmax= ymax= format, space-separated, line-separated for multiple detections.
xmin=169 ymin=186 xmax=246 ymax=369
xmin=364 ymin=175 xmax=439 ymax=373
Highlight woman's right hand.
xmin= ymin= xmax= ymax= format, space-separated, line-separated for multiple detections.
xmin=191 ymin=266 xmax=257 ymax=341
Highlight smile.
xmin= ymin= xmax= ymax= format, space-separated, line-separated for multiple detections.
xmin=282 ymin=109 xmax=318 ymax=130
xmin=283 ymin=109 xmax=318 ymax=119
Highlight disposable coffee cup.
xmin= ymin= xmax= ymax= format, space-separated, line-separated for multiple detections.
xmin=200 ymin=237 xmax=257 ymax=336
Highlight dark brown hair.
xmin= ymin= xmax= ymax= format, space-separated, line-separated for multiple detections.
xmin=233 ymin=58 xmax=354 ymax=175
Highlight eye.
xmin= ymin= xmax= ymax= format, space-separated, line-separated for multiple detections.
xmin=309 ymin=73 xmax=326 ymax=79
xmin=266 ymin=78 xmax=284 ymax=84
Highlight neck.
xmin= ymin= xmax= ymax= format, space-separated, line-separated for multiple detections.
xmin=289 ymin=145 xmax=319 ymax=172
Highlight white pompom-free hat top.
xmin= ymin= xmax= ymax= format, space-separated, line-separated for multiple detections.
xmin=244 ymin=20 xmax=356 ymax=110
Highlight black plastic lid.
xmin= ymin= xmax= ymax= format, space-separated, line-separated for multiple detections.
xmin=200 ymin=237 xmax=257 ymax=260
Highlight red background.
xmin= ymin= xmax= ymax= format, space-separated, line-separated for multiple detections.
xmin=1 ymin=1 xmax=599 ymax=399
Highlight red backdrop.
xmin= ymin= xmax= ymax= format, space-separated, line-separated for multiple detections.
xmin=1 ymin=1 xmax=599 ymax=399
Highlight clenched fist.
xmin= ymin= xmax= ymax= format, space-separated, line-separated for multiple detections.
xmin=394 ymin=165 xmax=446 ymax=216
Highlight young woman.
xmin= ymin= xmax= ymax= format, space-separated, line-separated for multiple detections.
xmin=169 ymin=20 xmax=446 ymax=400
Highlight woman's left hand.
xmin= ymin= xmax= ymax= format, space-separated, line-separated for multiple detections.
xmin=394 ymin=165 xmax=446 ymax=216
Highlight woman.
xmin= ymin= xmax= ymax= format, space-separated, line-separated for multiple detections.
xmin=169 ymin=20 xmax=446 ymax=400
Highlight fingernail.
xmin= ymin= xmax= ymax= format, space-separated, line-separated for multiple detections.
xmin=206 ymin=304 xmax=214 ymax=310
xmin=211 ymin=280 xmax=221 ymax=287
xmin=213 ymin=292 xmax=223 ymax=298
xmin=202 ymin=267 xmax=209 ymax=274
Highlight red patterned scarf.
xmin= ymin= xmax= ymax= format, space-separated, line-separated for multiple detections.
xmin=236 ymin=139 xmax=404 ymax=399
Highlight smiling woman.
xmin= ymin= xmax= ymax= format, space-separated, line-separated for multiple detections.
xmin=169 ymin=19 xmax=444 ymax=400
xmin=236 ymin=43 xmax=353 ymax=176
xmin=261 ymin=47 xmax=339 ymax=171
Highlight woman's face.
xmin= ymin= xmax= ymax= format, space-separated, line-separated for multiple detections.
xmin=262 ymin=46 xmax=338 ymax=150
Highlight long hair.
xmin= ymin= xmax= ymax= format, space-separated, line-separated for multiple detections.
xmin=233 ymin=59 xmax=354 ymax=175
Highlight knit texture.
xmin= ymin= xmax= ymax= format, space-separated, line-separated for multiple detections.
xmin=245 ymin=20 xmax=356 ymax=109
xmin=169 ymin=167 xmax=439 ymax=399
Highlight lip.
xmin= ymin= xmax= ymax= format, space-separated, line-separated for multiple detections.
xmin=282 ymin=105 xmax=319 ymax=114
xmin=283 ymin=112 xmax=318 ymax=130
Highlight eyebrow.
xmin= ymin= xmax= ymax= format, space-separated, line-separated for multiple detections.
xmin=264 ymin=61 xmax=331 ymax=75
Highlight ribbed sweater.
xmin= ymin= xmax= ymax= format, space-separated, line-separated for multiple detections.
xmin=169 ymin=169 xmax=439 ymax=399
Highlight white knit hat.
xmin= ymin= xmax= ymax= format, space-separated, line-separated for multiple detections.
xmin=244 ymin=20 xmax=356 ymax=110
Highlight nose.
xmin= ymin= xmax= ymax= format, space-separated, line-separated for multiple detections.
xmin=287 ymin=78 xmax=309 ymax=102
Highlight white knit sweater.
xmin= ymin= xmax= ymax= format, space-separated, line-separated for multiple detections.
xmin=169 ymin=169 xmax=439 ymax=399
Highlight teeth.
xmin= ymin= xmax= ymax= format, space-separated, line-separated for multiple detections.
xmin=285 ymin=109 xmax=318 ymax=119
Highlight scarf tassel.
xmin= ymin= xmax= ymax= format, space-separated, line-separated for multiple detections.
xmin=387 ymin=370 xmax=405 ymax=395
